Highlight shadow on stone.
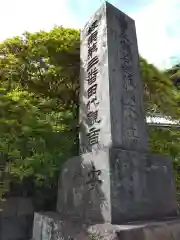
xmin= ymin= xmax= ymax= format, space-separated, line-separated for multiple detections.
xmin=79 ymin=59 xmax=94 ymax=155
xmin=33 ymin=157 xmax=109 ymax=239
xmin=0 ymin=197 xmax=34 ymax=240
xmin=57 ymin=154 xmax=107 ymax=224
xmin=33 ymin=1 xmax=180 ymax=239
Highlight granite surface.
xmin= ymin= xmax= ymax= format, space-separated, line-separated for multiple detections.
xmin=34 ymin=2 xmax=179 ymax=239
xmin=79 ymin=2 xmax=148 ymax=154
xmin=0 ymin=197 xmax=34 ymax=240
xmin=57 ymin=148 xmax=178 ymax=224
xmin=33 ymin=212 xmax=180 ymax=240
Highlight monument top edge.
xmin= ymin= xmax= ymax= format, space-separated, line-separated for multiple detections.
xmin=81 ymin=1 xmax=134 ymax=32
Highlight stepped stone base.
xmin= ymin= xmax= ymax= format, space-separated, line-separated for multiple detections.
xmin=0 ymin=197 xmax=34 ymax=240
xmin=57 ymin=148 xmax=177 ymax=224
xmin=32 ymin=211 xmax=180 ymax=240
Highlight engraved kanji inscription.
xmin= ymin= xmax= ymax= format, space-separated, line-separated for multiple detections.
xmin=87 ymin=110 xmax=101 ymax=125
xmin=121 ymin=64 xmax=132 ymax=74
xmin=88 ymin=30 xmax=98 ymax=46
xmin=87 ymin=84 xmax=97 ymax=98
xmin=88 ymin=20 xmax=98 ymax=35
xmin=120 ymin=52 xmax=131 ymax=63
xmin=87 ymin=56 xmax=99 ymax=72
xmin=120 ymin=36 xmax=131 ymax=54
xmin=126 ymin=127 xmax=138 ymax=138
xmin=123 ymin=71 xmax=134 ymax=90
xmin=123 ymin=93 xmax=135 ymax=106
xmin=124 ymin=106 xmax=137 ymax=122
xmin=87 ymin=127 xmax=100 ymax=145
xmin=86 ymin=96 xmax=99 ymax=110
xmin=88 ymin=43 xmax=98 ymax=59
xmin=86 ymin=162 xmax=102 ymax=191
xmin=87 ymin=67 xmax=98 ymax=85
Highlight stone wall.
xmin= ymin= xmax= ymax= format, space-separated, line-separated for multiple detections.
xmin=33 ymin=211 xmax=180 ymax=240
xmin=0 ymin=197 xmax=34 ymax=240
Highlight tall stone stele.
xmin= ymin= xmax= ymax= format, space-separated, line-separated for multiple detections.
xmin=57 ymin=2 xmax=178 ymax=224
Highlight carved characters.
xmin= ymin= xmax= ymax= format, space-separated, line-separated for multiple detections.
xmin=86 ymin=162 xmax=102 ymax=191
xmin=86 ymin=20 xmax=101 ymax=148
xmin=119 ymin=16 xmax=139 ymax=149
xmin=73 ymin=162 xmax=102 ymax=192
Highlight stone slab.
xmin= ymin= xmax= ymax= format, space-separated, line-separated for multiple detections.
xmin=0 ymin=197 xmax=34 ymax=240
xmin=79 ymin=1 xmax=148 ymax=154
xmin=32 ymin=211 xmax=180 ymax=240
xmin=57 ymin=148 xmax=177 ymax=224
xmin=0 ymin=197 xmax=34 ymax=217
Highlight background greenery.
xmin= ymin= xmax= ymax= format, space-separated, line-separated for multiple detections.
xmin=0 ymin=26 xmax=180 ymax=210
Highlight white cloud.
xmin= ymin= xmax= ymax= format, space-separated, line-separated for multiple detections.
xmin=0 ymin=0 xmax=180 ymax=70
xmin=63 ymin=0 xmax=180 ymax=70
xmin=0 ymin=0 xmax=80 ymax=42
xmin=131 ymin=0 xmax=180 ymax=69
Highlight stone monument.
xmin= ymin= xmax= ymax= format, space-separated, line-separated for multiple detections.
xmin=33 ymin=2 xmax=180 ymax=239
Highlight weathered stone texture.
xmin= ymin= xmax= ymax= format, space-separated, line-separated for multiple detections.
xmin=57 ymin=148 xmax=177 ymax=224
xmin=79 ymin=2 xmax=148 ymax=154
xmin=34 ymin=2 xmax=179 ymax=239
xmin=33 ymin=212 xmax=180 ymax=240
xmin=0 ymin=197 xmax=34 ymax=240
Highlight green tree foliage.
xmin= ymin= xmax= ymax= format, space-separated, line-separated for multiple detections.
xmin=166 ymin=64 xmax=180 ymax=85
xmin=140 ymin=58 xmax=179 ymax=118
xmin=148 ymin=126 xmax=180 ymax=204
xmin=0 ymin=27 xmax=80 ymax=209
xmin=0 ymin=26 xmax=180 ymax=208
xmin=140 ymin=59 xmax=180 ymax=204
xmin=140 ymin=59 xmax=180 ymax=203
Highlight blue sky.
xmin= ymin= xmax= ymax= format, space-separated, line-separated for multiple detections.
xmin=1 ymin=0 xmax=180 ymax=70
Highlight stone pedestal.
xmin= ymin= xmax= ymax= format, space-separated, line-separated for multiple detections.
xmin=32 ymin=2 xmax=179 ymax=239
xmin=33 ymin=212 xmax=180 ymax=240
xmin=0 ymin=197 xmax=34 ymax=240
xmin=55 ymin=1 xmax=178 ymax=227
xmin=57 ymin=148 xmax=177 ymax=224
